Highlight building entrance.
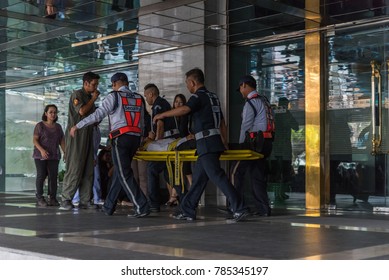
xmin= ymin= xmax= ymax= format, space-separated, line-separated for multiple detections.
xmin=328 ymin=22 xmax=389 ymax=211
xmin=229 ymin=39 xmax=306 ymax=210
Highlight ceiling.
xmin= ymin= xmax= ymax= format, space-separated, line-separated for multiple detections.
xmin=0 ymin=0 xmax=388 ymax=90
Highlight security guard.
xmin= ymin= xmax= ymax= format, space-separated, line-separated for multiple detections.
xmin=144 ymin=83 xmax=179 ymax=212
xmin=61 ymin=71 xmax=100 ymax=210
xmin=231 ymin=75 xmax=274 ymax=216
xmin=70 ymin=72 xmax=150 ymax=218
xmin=153 ymin=68 xmax=249 ymax=222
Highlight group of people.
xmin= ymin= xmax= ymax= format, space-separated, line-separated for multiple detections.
xmin=32 ymin=68 xmax=275 ymax=222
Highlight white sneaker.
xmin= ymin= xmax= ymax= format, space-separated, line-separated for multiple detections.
xmin=95 ymin=200 xmax=104 ymax=206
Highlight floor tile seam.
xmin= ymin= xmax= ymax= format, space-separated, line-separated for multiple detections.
xmin=297 ymin=243 xmax=389 ymax=260
xmin=0 ymin=211 xmax=76 ymax=218
xmin=0 ymin=221 xmax=233 ymax=239
xmin=0 ymin=217 xmax=261 ymax=239
xmin=44 ymin=220 xmax=238 ymax=238
xmin=261 ymin=219 xmax=389 ymax=234
xmin=60 ymin=236 xmax=263 ymax=260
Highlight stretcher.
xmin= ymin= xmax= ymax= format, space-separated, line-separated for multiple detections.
xmin=134 ymin=149 xmax=263 ymax=191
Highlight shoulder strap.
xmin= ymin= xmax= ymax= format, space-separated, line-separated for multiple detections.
xmin=246 ymin=98 xmax=257 ymax=117
xmin=107 ymin=91 xmax=119 ymax=131
xmin=247 ymin=94 xmax=275 ymax=134
xmin=111 ymin=91 xmax=119 ymax=112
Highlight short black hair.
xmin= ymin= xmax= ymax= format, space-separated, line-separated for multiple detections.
xmin=83 ymin=71 xmax=100 ymax=83
xmin=111 ymin=72 xmax=129 ymax=84
xmin=185 ymin=68 xmax=205 ymax=84
xmin=144 ymin=83 xmax=160 ymax=96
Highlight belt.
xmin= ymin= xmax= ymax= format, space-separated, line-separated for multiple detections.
xmin=248 ymin=131 xmax=273 ymax=139
xmin=195 ymin=128 xmax=220 ymax=140
xmin=109 ymin=126 xmax=141 ymax=139
xmin=163 ymin=129 xmax=179 ymax=138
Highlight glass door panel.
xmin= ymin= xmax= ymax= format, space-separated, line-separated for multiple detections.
xmin=328 ymin=24 xmax=389 ymax=210
xmin=230 ymin=40 xmax=306 ymax=209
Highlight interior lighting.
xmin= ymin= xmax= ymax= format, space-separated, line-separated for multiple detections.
xmin=209 ymin=25 xmax=222 ymax=30
xmin=71 ymin=29 xmax=137 ymax=47
xmin=132 ymin=47 xmax=178 ymax=57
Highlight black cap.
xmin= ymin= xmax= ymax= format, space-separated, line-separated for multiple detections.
xmin=111 ymin=72 xmax=128 ymax=83
xmin=236 ymin=75 xmax=256 ymax=91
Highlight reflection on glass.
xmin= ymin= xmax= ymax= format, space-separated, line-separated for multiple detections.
xmin=327 ymin=25 xmax=389 ymax=209
xmin=5 ymin=70 xmax=138 ymax=192
xmin=246 ymin=40 xmax=306 ymax=207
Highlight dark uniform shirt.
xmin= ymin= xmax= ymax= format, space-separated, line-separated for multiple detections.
xmin=141 ymin=96 xmax=151 ymax=137
xmin=186 ymin=87 xmax=225 ymax=156
xmin=151 ymin=96 xmax=178 ymax=138
xmin=176 ymin=114 xmax=190 ymax=137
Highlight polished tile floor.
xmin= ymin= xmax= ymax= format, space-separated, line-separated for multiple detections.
xmin=1 ymin=192 xmax=389 ymax=260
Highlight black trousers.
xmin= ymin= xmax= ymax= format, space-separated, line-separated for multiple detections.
xmin=231 ymin=139 xmax=273 ymax=215
xmin=147 ymin=161 xmax=169 ymax=209
xmin=103 ymin=134 xmax=149 ymax=215
xmin=34 ymin=159 xmax=60 ymax=199
xmin=180 ymin=152 xmax=247 ymax=219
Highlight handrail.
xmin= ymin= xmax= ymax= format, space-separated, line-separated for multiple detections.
xmin=371 ymin=60 xmax=382 ymax=155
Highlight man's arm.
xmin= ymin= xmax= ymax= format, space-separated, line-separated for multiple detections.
xmin=155 ymin=120 xmax=164 ymax=140
xmin=239 ymin=103 xmax=255 ymax=143
xmin=153 ymin=105 xmax=191 ymax=123
xmin=79 ymin=90 xmax=100 ymax=116
xmin=70 ymin=93 xmax=114 ymax=137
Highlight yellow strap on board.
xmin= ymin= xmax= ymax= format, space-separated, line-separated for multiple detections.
xmin=133 ymin=149 xmax=263 ymax=190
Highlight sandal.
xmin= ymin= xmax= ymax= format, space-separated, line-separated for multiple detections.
xmin=165 ymin=196 xmax=178 ymax=207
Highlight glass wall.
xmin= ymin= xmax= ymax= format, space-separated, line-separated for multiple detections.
xmin=327 ymin=22 xmax=389 ymax=211
xmin=229 ymin=39 xmax=306 ymax=210
xmin=4 ymin=68 xmax=138 ymax=192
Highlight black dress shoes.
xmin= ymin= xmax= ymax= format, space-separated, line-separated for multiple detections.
xmin=128 ymin=211 xmax=150 ymax=218
xmin=78 ymin=202 xmax=99 ymax=209
xmin=230 ymin=211 xmax=250 ymax=222
xmin=251 ymin=210 xmax=271 ymax=217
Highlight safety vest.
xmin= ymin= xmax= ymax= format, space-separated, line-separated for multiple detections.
xmin=109 ymin=91 xmax=143 ymax=139
xmin=247 ymin=93 xmax=275 ymax=139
